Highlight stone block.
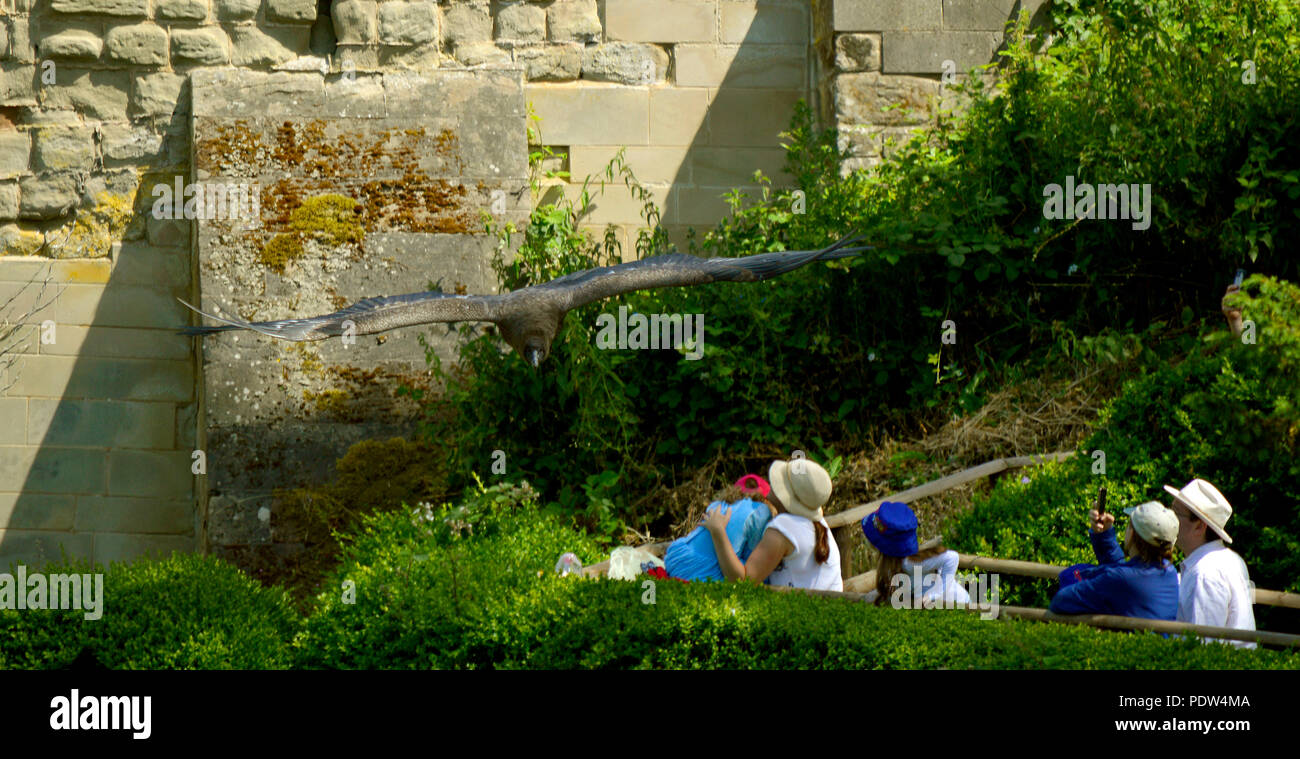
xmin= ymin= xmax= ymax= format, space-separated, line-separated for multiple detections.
xmin=881 ymin=30 xmax=1001 ymax=74
xmin=39 ymin=30 xmax=105 ymax=62
xmin=442 ymin=0 xmax=492 ymax=46
xmin=7 ymin=353 xmax=193 ymax=402
xmin=0 ymin=445 xmax=105 ymax=494
xmin=835 ymin=32 xmax=880 ymax=71
xmin=706 ymin=88 xmax=803 ymax=146
xmin=833 ymin=71 xmax=940 ymax=125
xmin=6 ymin=19 xmax=36 ymax=65
xmin=0 ymin=401 xmax=25 ymax=444
xmin=333 ymin=0 xmax=378 ymax=44
xmin=669 ymin=185 xmax=734 ymax=226
xmin=104 ymin=23 xmax=168 ymax=66
xmin=942 ymin=0 xmax=1051 ymax=30
xmin=28 ymin=399 xmax=175 ymax=448
xmin=108 ymin=241 xmax=191 ymax=290
xmin=674 ymin=43 xmax=805 ymax=88
xmin=0 ymin=530 xmax=95 ymax=571
xmin=93 ymin=533 xmax=195 ymax=565
xmin=40 ymin=68 xmax=130 ymax=121
xmin=548 ymin=0 xmax=601 ymax=43
xmin=230 ymin=25 xmax=310 ymax=66
xmin=214 ymin=0 xmax=259 ymax=21
xmin=606 ymin=0 xmax=716 ymax=43
xmin=569 ymin=145 xmax=690 ymax=185
xmin=512 ymin=44 xmax=580 ymax=81
xmin=32 ymin=125 xmax=97 ymax=172
xmin=650 ymin=86 xmax=710 ymax=145
xmin=526 ymin=84 xmax=648 ymax=145
xmin=190 ymin=69 xmax=325 ymax=119
xmin=49 ymin=0 xmax=148 ymax=16
xmin=0 ymin=131 xmax=30 ymax=178
xmin=170 ymin=27 xmax=230 ymax=65
xmin=0 ymin=223 xmax=44 ymax=253
xmin=156 ymin=0 xmax=210 ymax=20
xmin=0 ymin=182 xmax=17 ymax=219
xmin=1 ymin=62 xmax=36 ymax=106
xmin=76 ymin=496 xmax=192 ymax=533
xmin=691 ymin=145 xmax=790 ymax=185
xmin=378 ymin=1 xmax=439 ymax=46
xmin=581 ymin=42 xmax=668 ymax=85
xmin=269 ymin=0 xmax=318 ymax=22
xmin=720 ymin=0 xmax=808 ymax=44
xmin=18 ymin=173 xmax=79 ymax=220
xmin=496 ymin=1 xmax=546 ymax=43
xmin=453 ymin=41 xmax=511 ymax=66
xmin=0 ymin=492 xmax=76 ymax=530
xmin=558 ymin=179 xmax=668 ymax=226
xmin=54 ymin=283 xmax=191 ymax=328
xmin=834 ymin=0 xmax=942 ymax=31
xmin=100 ymin=123 xmax=166 ymax=164
xmin=35 ymin=323 xmax=189 ymax=361
xmin=131 ymin=71 xmax=185 ymax=119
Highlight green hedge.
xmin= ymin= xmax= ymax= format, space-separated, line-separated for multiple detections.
xmin=3 ymin=481 xmax=1295 ymax=669
xmin=0 ymin=553 xmax=299 ymax=670
xmin=296 ymin=482 xmax=1297 ymax=669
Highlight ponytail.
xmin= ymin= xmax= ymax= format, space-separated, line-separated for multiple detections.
xmin=813 ymin=520 xmax=830 ymax=564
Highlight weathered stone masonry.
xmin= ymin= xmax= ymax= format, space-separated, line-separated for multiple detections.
xmin=0 ymin=0 xmax=1049 ymax=569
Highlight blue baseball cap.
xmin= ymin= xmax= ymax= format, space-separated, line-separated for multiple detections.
xmin=861 ymin=502 xmax=918 ymax=557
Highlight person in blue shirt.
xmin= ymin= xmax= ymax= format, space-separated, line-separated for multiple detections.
xmin=1049 ymin=501 xmax=1180 ymax=620
xmin=664 ymin=476 xmax=775 ymax=582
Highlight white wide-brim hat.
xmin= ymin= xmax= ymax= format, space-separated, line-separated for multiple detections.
xmin=768 ymin=456 xmax=832 ymax=523
xmin=1164 ymin=478 xmax=1233 ymax=544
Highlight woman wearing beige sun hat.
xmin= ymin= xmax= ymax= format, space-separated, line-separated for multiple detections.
xmin=703 ymin=454 xmax=842 ymax=591
xmin=1164 ymin=478 xmax=1257 ymax=648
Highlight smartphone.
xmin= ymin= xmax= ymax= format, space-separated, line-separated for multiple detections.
xmin=1234 ymin=269 xmax=1246 ymax=287
xmin=1095 ymin=485 xmax=1108 ymax=515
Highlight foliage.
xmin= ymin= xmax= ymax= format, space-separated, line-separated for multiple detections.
xmin=295 ymin=482 xmax=1296 ymax=669
xmin=293 ymin=480 xmax=606 ymax=668
xmin=0 ymin=554 xmax=299 ymax=670
xmin=409 ymin=0 xmax=1300 ymax=539
xmin=950 ymin=276 xmax=1300 ymax=631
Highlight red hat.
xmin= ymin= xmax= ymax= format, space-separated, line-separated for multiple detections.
xmin=734 ymin=474 xmax=771 ymax=498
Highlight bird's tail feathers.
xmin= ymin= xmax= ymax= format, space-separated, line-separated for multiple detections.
xmin=176 ymin=298 xmax=317 ymax=340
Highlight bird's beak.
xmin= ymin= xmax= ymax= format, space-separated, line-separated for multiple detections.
xmin=525 ymin=347 xmax=543 ymax=369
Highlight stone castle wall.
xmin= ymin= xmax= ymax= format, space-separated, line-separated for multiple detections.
xmin=0 ymin=0 xmax=1048 ymax=569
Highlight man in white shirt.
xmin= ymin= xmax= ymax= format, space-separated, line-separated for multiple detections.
xmin=1165 ymin=478 xmax=1257 ymax=648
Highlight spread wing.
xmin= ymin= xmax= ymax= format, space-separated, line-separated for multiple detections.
xmin=178 ymin=291 xmax=501 ymax=341
xmin=535 ymin=234 xmax=871 ymax=312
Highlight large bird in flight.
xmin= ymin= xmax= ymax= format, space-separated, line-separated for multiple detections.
xmin=180 ymin=235 xmax=869 ymax=368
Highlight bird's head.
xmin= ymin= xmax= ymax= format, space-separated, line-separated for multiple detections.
xmin=523 ymin=339 xmax=548 ymax=369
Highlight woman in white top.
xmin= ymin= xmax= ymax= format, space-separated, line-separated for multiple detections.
xmin=703 ymin=456 xmax=843 ymax=592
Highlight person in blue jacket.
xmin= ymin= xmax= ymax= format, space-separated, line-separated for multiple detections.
xmin=1049 ymin=501 xmax=1180 ymax=620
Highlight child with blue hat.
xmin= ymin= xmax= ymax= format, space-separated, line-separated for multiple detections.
xmin=862 ymin=502 xmax=970 ymax=607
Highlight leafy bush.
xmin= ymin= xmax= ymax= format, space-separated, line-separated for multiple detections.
xmin=294 ymin=482 xmax=1296 ymax=669
xmin=0 ymin=554 xmax=299 ymax=670
xmin=293 ymin=480 xmax=606 ymax=668
xmin=950 ymin=276 xmax=1300 ymax=630
xmin=410 ymin=0 xmax=1300 ymax=539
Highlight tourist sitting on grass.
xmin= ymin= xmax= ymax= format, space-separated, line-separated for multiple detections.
xmin=664 ymin=475 xmax=776 ymax=582
xmin=861 ymin=502 xmax=970 ymax=607
xmin=1048 ymin=502 xmax=1180 ymax=621
xmin=702 ymin=457 xmax=842 ymax=591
